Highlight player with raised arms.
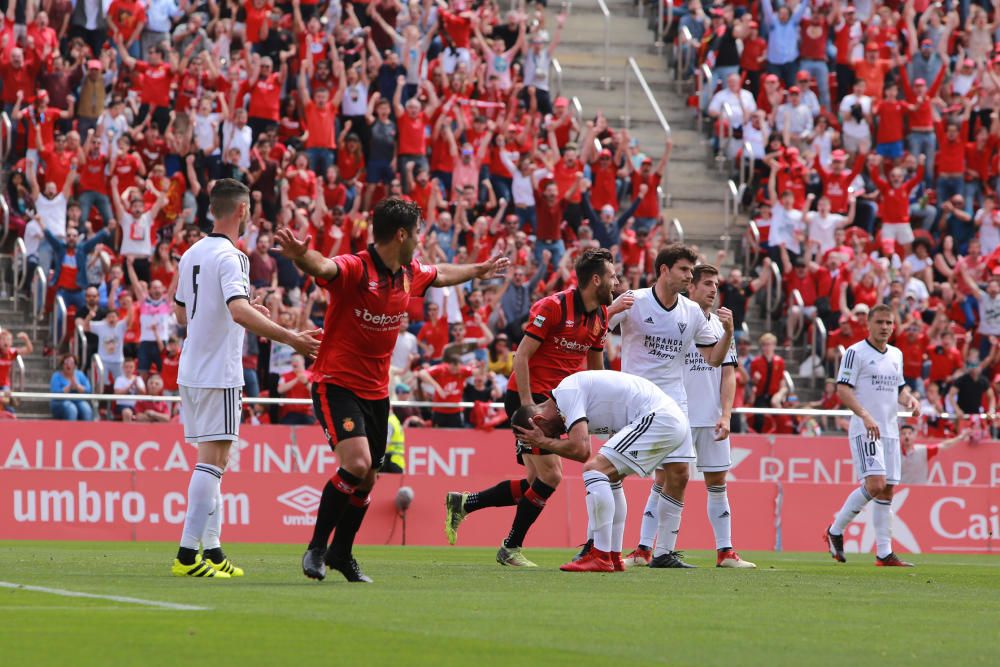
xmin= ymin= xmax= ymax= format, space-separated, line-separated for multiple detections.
xmin=511 ymin=370 xmax=692 ymax=572
xmin=824 ymin=304 xmax=921 ymax=566
xmin=171 ymin=179 xmax=321 ymax=578
xmin=443 ymin=248 xmax=627 ymax=567
xmin=609 ymin=245 xmax=734 ymax=569
xmin=276 ymin=198 xmax=508 ymax=583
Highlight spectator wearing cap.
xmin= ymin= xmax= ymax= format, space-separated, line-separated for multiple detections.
xmin=740 ymin=19 xmax=767 ymax=95
xmin=793 ymin=70 xmax=821 ymax=117
xmin=75 ymin=58 xmax=110 ymax=137
xmin=760 ymin=0 xmax=810 ymax=87
xmin=521 ymin=13 xmax=566 ymax=116
xmin=900 ymin=66 xmax=947 ymax=188
xmin=678 ymin=1 xmax=709 ymax=78
xmin=12 ymin=90 xmax=74 ymax=172
xmin=837 ymin=78 xmax=872 ymax=153
xmin=625 ymin=137 xmax=671 ymax=233
xmin=853 ymin=42 xmax=895 ymax=103
xmin=774 ymin=85 xmax=813 ymax=148
xmin=831 ymin=5 xmax=861 ymax=101
xmin=797 ymin=2 xmax=832 ymax=109
xmin=905 ymin=31 xmax=947 ymax=90
xmin=699 ymin=5 xmax=747 ymax=111
xmin=814 ymin=148 xmax=864 ymax=215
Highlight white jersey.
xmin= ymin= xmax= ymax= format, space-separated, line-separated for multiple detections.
xmin=175 ymin=234 xmax=251 ymax=389
xmin=684 ymin=313 xmax=738 ymax=427
xmin=120 ymin=212 xmax=153 ymax=258
xmin=610 ymin=289 xmax=717 ymax=410
xmin=836 ymin=339 xmax=905 ymax=439
xmin=552 ymin=370 xmax=674 ymax=436
xmin=89 ymin=319 xmax=127 ymax=365
xmin=977 ymin=292 xmax=1000 ymax=336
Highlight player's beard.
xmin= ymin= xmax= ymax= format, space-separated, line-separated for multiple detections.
xmin=597 ymin=282 xmax=614 ymax=306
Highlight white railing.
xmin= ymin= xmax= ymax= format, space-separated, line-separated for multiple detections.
xmin=596 ymin=0 xmax=611 ymax=90
xmin=723 ymin=179 xmax=740 ymax=257
xmin=674 ymin=25 xmax=693 ymax=91
xmin=50 ymin=295 xmax=67 ymax=367
xmin=11 ymin=236 xmax=26 ymax=296
xmin=765 ymin=258 xmax=781 ymax=333
xmin=739 ymin=141 xmax=755 ymax=192
xmin=571 ymin=95 xmax=584 ymax=131
xmin=30 ymin=266 xmax=47 ymax=322
xmin=743 ymin=220 xmax=761 ymax=273
xmin=90 ymin=354 xmax=106 ymax=394
xmin=697 ymin=64 xmax=712 ymax=135
xmin=4 ymin=389 xmax=922 ymax=419
xmin=782 ymin=370 xmax=796 ymax=397
xmin=789 ymin=289 xmax=805 ymax=342
xmin=11 ymin=354 xmax=24 ymax=392
xmin=0 ymin=112 xmax=10 ymax=160
xmin=551 ymin=58 xmax=563 ymax=98
xmin=666 ymin=217 xmax=684 ymax=244
xmin=654 ymin=0 xmax=673 ymax=52
xmin=625 ymin=57 xmax=672 ymax=206
xmin=0 ymin=195 xmax=8 ymax=250
xmin=717 ymin=103 xmax=734 ymax=171
xmin=73 ymin=324 xmax=87 ymax=367
xmin=812 ymin=317 xmax=827 ymax=383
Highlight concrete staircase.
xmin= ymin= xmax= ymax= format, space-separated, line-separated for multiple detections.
xmin=556 ymin=0 xmax=729 ymax=249
xmin=0 ymin=284 xmax=55 ymax=420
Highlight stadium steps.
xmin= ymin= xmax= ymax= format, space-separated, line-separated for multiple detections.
xmin=557 ymin=0 xmax=731 ymax=248
xmin=0 ymin=289 xmax=60 ymax=420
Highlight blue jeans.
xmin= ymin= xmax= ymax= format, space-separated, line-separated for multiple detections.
xmin=243 ymin=368 xmax=260 ymax=398
xmin=634 ymin=217 xmax=658 ymax=234
xmin=534 ymin=239 xmax=565 ymax=269
xmin=306 ymin=148 xmax=334 ymax=175
xmin=701 ymin=65 xmax=740 ymax=111
xmin=964 ymin=180 xmax=982 ymax=214
xmin=768 ymin=61 xmax=800 ymax=88
xmin=79 ymin=191 xmax=113 ymax=227
xmin=799 ymin=59 xmax=830 ymax=109
xmin=515 ymin=206 xmax=536 ymax=233
xmin=937 ymin=176 xmax=965 ymax=220
xmin=908 ymin=132 xmax=936 ymax=187
xmin=58 ymin=287 xmax=87 ymax=314
xmin=51 ymin=399 xmax=94 ymax=421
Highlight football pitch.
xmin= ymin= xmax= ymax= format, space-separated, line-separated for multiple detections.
xmin=1 ymin=543 xmax=997 ymax=666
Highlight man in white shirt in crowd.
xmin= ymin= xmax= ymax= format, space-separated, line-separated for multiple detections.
xmin=708 ymin=74 xmax=758 ymax=160
xmin=774 ymin=86 xmax=814 ymax=149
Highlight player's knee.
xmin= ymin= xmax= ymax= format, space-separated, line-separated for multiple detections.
xmin=865 ymin=477 xmax=886 ymax=497
xmin=667 ymin=464 xmax=689 ymax=491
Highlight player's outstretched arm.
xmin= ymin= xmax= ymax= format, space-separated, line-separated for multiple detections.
xmin=228 ymin=298 xmax=322 ymax=359
xmin=273 ymin=228 xmax=340 ymax=281
xmin=433 ymin=255 xmax=510 ymax=287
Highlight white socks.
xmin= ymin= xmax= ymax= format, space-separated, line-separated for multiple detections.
xmin=706 ymin=484 xmax=732 ymax=551
xmin=202 ymin=489 xmax=224 ymax=550
xmin=179 ymin=463 xmax=223 ymax=551
xmin=873 ymin=499 xmax=893 ymax=558
xmin=610 ymin=481 xmax=627 ymax=554
xmin=829 ymin=485 xmax=872 ymax=536
xmin=638 ymin=483 xmax=661 ymax=548
xmin=653 ymin=491 xmax=684 ymax=557
xmin=583 ymin=471 xmax=614 ymax=553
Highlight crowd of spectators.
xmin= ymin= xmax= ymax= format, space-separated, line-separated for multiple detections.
xmin=0 ymin=0 xmax=998 ymax=436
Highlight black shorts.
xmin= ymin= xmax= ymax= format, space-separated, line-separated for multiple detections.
xmin=504 ymin=389 xmax=553 ymax=465
xmin=312 ymin=383 xmax=390 ymax=469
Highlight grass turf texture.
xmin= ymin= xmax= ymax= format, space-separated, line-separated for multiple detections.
xmin=1 ymin=543 xmax=997 ymax=666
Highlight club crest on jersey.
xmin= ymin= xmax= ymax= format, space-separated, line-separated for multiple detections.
xmin=678 ymin=322 xmax=687 ymax=334
xmin=342 ymin=417 xmax=356 ymax=433
xmin=533 ymin=315 xmax=546 ymax=328
xmin=591 ymin=319 xmax=602 ymax=336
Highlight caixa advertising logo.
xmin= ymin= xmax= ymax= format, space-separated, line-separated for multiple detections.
xmin=277 ymin=486 xmax=322 ymax=526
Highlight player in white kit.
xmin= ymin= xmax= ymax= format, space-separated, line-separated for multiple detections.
xmin=511 ymin=370 xmax=692 ymax=572
xmin=609 ymin=245 xmax=735 ymax=569
xmin=679 ymin=265 xmax=755 ymax=568
xmin=824 ymin=304 xmax=921 ymax=566
xmin=170 ymin=179 xmax=321 ymax=578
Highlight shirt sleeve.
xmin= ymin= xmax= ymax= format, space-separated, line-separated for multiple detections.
xmin=552 ymin=384 xmax=588 ymax=430
xmin=695 ymin=311 xmax=719 ymax=347
xmin=410 ymin=260 xmax=439 ymax=297
xmin=837 ymin=345 xmax=857 ymax=387
xmin=723 ymin=338 xmax=738 ymax=366
xmin=174 ymin=255 xmax=188 ymax=306
xmin=219 ymin=251 xmax=251 ymax=305
xmin=317 ymin=253 xmax=364 ymax=290
xmin=608 ymin=292 xmax=633 ymax=329
xmin=523 ymin=298 xmax=558 ymax=343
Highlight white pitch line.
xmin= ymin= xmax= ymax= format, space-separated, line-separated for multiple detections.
xmin=0 ymin=582 xmax=210 ymax=611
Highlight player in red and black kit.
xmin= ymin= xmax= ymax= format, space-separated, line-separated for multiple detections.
xmin=444 ymin=248 xmax=629 ymax=567
xmin=275 ymin=198 xmax=508 ymax=582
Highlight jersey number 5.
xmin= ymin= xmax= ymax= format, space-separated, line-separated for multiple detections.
xmin=191 ymin=265 xmax=201 ymax=317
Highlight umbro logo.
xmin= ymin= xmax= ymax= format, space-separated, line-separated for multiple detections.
xmin=368 ymin=280 xmax=379 ymax=292
xmin=678 ymin=322 xmax=687 ymax=334
xmin=644 ymin=317 xmax=655 ymax=324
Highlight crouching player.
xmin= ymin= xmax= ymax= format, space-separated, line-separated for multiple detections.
xmin=512 ymin=370 xmax=691 ymax=572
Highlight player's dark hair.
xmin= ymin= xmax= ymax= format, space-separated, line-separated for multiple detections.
xmin=654 ymin=244 xmax=699 ymax=277
xmin=692 ymin=264 xmax=720 ymax=285
xmin=510 ymin=404 xmax=543 ymax=433
xmin=899 ymin=424 xmax=916 ymax=432
xmin=210 ymin=178 xmax=250 ymax=220
xmin=575 ymin=248 xmax=613 ymax=286
xmin=867 ymin=304 xmax=893 ymax=321
xmin=372 ymin=197 xmax=421 ymax=243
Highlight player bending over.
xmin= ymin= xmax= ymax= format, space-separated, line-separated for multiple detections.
xmin=512 ymin=370 xmax=692 ymax=572
xmin=824 ymin=304 xmax=921 ymax=566
xmin=171 ymin=179 xmax=321 ymax=578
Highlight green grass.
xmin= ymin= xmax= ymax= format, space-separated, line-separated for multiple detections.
xmin=0 ymin=543 xmax=998 ymax=666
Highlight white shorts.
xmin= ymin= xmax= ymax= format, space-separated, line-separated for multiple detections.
xmin=848 ymin=425 xmax=900 ymax=484
xmin=879 ymin=222 xmax=914 ymax=245
xmin=600 ymin=401 xmax=692 ymax=477
xmin=690 ymin=426 xmax=732 ymax=472
xmin=180 ymin=385 xmax=243 ymax=443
